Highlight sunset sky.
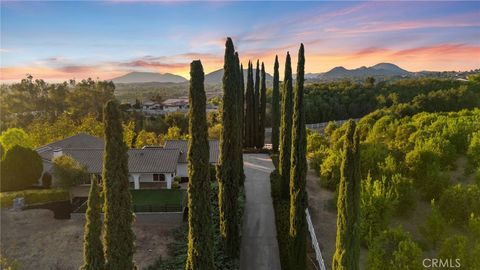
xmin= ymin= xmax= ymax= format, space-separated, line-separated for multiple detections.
xmin=1 ymin=1 xmax=479 ymax=82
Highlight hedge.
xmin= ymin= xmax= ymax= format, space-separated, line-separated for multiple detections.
xmin=0 ymin=188 xmax=69 ymax=208
xmin=270 ymin=169 xmax=291 ymax=269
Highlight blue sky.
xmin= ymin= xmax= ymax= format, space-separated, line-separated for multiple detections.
xmin=1 ymin=1 xmax=479 ymax=81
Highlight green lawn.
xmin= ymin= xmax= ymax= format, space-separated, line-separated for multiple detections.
xmin=73 ymin=189 xmax=186 ymax=213
xmin=131 ymin=189 xmax=186 ymax=207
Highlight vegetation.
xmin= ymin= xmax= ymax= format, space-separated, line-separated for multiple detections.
xmin=0 ymin=128 xmax=33 ymax=152
xmin=332 ymin=120 xmax=361 ymax=270
xmin=102 ymin=100 xmax=136 ymax=270
xmin=303 ymin=77 xmax=479 ymax=123
xmin=271 ymin=55 xmax=280 ymax=152
xmin=244 ymin=61 xmax=255 ymax=148
xmin=52 ymin=155 xmax=89 ymax=188
xmin=217 ymin=38 xmax=240 ymax=257
xmin=258 ymin=62 xmax=267 ymax=148
xmin=279 ymin=52 xmax=293 ymax=199
xmin=288 ymin=44 xmax=307 ymax=269
xmin=81 ymin=178 xmax=105 ymax=270
xmin=186 ymin=60 xmax=215 ymax=270
xmin=0 ymin=188 xmax=69 ymax=208
xmin=0 ymin=145 xmax=43 ymax=192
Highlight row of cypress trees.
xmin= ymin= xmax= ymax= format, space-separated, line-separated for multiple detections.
xmin=81 ymin=100 xmax=136 ymax=270
xmin=244 ymin=60 xmax=267 ymax=148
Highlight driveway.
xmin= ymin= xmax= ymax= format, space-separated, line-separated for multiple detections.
xmin=239 ymin=154 xmax=281 ymax=270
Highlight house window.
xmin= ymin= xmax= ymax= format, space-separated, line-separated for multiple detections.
xmin=153 ymin=174 xmax=165 ymax=181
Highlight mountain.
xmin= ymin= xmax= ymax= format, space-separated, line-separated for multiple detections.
xmin=318 ymin=63 xmax=410 ymax=80
xmin=112 ymin=72 xmax=187 ymax=84
xmin=205 ymin=68 xmax=274 ymax=84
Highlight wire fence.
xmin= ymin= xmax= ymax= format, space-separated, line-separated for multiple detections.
xmin=306 ymin=208 xmax=327 ymax=270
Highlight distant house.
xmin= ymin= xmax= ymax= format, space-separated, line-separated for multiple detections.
xmin=161 ymin=98 xmax=189 ymax=113
xmin=36 ymin=134 xmax=219 ymax=197
xmin=164 ymin=139 xmax=219 ymax=179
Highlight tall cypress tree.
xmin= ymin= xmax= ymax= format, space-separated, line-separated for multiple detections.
xmin=253 ymin=60 xmax=260 ymax=148
xmin=236 ymin=54 xmax=245 ymax=186
xmin=81 ymin=177 xmax=104 ymax=270
xmin=332 ymin=119 xmax=361 ymax=270
xmin=279 ymin=52 xmax=293 ymax=199
xmin=271 ymin=55 xmax=280 ymax=152
xmin=186 ymin=60 xmax=214 ymax=270
xmin=217 ymin=37 xmax=240 ymax=257
xmin=244 ymin=61 xmax=255 ymax=148
xmin=289 ymin=44 xmax=307 ymax=270
xmin=257 ymin=62 xmax=267 ymax=149
xmin=103 ymin=99 xmax=135 ymax=270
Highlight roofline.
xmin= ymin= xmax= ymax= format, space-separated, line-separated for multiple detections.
xmin=35 ymin=133 xmax=102 ymax=151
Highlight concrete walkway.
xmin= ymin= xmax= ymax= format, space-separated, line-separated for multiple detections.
xmin=239 ymin=154 xmax=281 ymax=270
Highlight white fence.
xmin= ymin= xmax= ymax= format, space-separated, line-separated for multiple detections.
xmin=306 ymin=208 xmax=327 ymax=270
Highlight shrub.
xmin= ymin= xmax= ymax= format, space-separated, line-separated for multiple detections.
xmin=52 ymin=155 xmax=89 ymax=188
xmin=172 ymin=180 xmax=180 ymax=189
xmin=419 ymin=199 xmax=448 ymax=249
xmin=0 ymin=188 xmax=69 ymax=208
xmin=389 ymin=174 xmax=416 ymax=216
xmin=0 ymin=145 xmax=43 ymax=192
xmin=0 ymin=128 xmax=33 ymax=152
xmin=468 ymin=131 xmax=480 ymax=166
xmin=438 ymin=184 xmax=480 ymax=226
xmin=269 ymin=170 xmax=290 ymax=270
xmin=361 ymin=175 xmax=395 ymax=247
xmin=366 ymin=227 xmax=422 ymax=270
xmin=42 ymin=172 xmax=52 ymax=188
xmin=319 ymin=149 xmax=341 ymax=190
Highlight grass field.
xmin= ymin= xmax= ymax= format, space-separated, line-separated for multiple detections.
xmin=74 ymin=189 xmax=186 ymax=213
xmin=131 ymin=189 xmax=186 ymax=206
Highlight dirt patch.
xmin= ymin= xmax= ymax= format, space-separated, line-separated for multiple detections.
xmin=306 ymin=167 xmax=368 ymax=269
xmin=1 ymin=209 xmax=179 ymax=269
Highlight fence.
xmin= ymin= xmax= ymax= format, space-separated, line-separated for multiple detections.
xmin=306 ymin=208 xmax=327 ymax=270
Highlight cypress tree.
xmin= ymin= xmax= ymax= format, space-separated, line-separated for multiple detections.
xmin=271 ymin=55 xmax=280 ymax=152
xmin=253 ymin=60 xmax=260 ymax=148
xmin=102 ymin=100 xmax=136 ymax=270
xmin=332 ymin=119 xmax=361 ymax=270
xmin=236 ymin=54 xmax=245 ymax=186
xmin=279 ymin=52 xmax=293 ymax=199
xmin=257 ymin=62 xmax=267 ymax=149
xmin=81 ymin=177 xmax=105 ymax=270
xmin=217 ymin=37 xmax=240 ymax=257
xmin=186 ymin=60 xmax=215 ymax=270
xmin=289 ymin=44 xmax=307 ymax=270
xmin=244 ymin=61 xmax=255 ymax=148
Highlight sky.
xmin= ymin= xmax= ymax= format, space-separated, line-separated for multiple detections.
xmin=1 ymin=1 xmax=480 ymax=82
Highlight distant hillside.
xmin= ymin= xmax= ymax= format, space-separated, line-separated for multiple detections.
xmin=205 ymin=68 xmax=273 ymax=84
xmin=317 ymin=63 xmax=410 ymax=80
xmin=112 ymin=72 xmax=187 ymax=84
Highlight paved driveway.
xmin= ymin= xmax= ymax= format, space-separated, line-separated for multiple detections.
xmin=239 ymin=154 xmax=281 ymax=270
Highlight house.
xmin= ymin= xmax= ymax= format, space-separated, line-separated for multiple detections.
xmin=36 ymin=134 xmax=219 ymax=197
xmin=164 ymin=140 xmax=219 ymax=179
xmin=161 ymin=98 xmax=189 ymax=113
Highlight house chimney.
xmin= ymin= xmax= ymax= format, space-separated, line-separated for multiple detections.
xmin=53 ymin=148 xmax=63 ymax=159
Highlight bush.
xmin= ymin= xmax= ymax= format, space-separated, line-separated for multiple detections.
xmin=172 ymin=180 xmax=180 ymax=189
xmin=438 ymin=184 xmax=480 ymax=226
xmin=389 ymin=174 xmax=416 ymax=216
xmin=0 ymin=188 xmax=69 ymax=208
xmin=42 ymin=172 xmax=52 ymax=188
xmin=269 ymin=170 xmax=290 ymax=270
xmin=319 ymin=149 xmax=341 ymax=190
xmin=366 ymin=227 xmax=423 ymax=270
xmin=361 ymin=175 xmax=395 ymax=247
xmin=0 ymin=145 xmax=43 ymax=192
xmin=52 ymin=155 xmax=89 ymax=188
xmin=419 ymin=199 xmax=448 ymax=249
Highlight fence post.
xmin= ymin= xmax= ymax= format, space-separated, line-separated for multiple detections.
xmin=305 ymin=208 xmax=327 ymax=270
